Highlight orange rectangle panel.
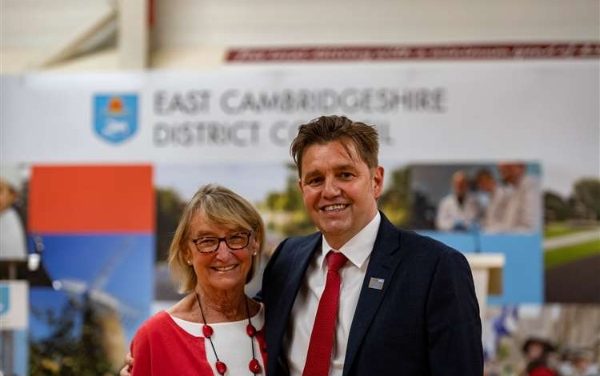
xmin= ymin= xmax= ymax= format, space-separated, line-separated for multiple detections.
xmin=28 ymin=165 xmax=154 ymax=233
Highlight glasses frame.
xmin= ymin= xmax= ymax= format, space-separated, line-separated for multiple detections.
xmin=190 ymin=231 xmax=253 ymax=254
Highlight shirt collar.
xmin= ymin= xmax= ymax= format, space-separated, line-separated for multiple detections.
xmin=321 ymin=212 xmax=381 ymax=269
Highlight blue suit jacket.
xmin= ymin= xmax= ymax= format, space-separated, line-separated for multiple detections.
xmin=261 ymin=213 xmax=483 ymax=376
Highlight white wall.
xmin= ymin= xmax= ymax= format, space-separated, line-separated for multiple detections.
xmin=154 ymin=0 xmax=600 ymax=46
xmin=1 ymin=0 xmax=599 ymax=71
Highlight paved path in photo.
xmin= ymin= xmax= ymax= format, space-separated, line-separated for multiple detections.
xmin=543 ymin=229 xmax=600 ymax=250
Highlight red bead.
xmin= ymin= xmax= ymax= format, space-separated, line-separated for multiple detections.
xmin=215 ymin=361 xmax=227 ymax=375
xmin=246 ymin=324 xmax=256 ymax=337
xmin=202 ymin=324 xmax=213 ymax=338
xmin=249 ymin=358 xmax=261 ymax=374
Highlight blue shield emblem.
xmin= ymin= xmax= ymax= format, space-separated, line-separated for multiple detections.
xmin=0 ymin=285 xmax=9 ymax=315
xmin=94 ymin=94 xmax=138 ymax=144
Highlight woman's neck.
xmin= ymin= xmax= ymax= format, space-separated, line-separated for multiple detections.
xmin=169 ymin=286 xmax=261 ymax=323
xmin=195 ymin=286 xmax=247 ymax=322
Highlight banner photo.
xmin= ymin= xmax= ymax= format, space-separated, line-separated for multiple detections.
xmin=482 ymin=304 xmax=600 ymax=375
xmin=25 ymin=165 xmax=154 ymax=373
xmin=407 ymin=162 xmax=543 ymax=303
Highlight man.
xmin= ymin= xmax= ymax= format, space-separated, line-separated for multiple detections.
xmin=435 ymin=170 xmax=480 ymax=231
xmin=262 ymin=116 xmax=482 ymax=375
xmin=485 ymin=162 xmax=541 ymax=233
xmin=122 ymin=116 xmax=482 ymax=375
xmin=0 ymin=165 xmax=27 ymax=278
xmin=474 ymin=168 xmax=507 ymax=232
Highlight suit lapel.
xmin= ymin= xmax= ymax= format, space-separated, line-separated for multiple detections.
xmin=276 ymin=234 xmax=321 ymax=322
xmin=267 ymin=234 xmax=321 ymax=374
xmin=342 ymin=214 xmax=406 ymax=376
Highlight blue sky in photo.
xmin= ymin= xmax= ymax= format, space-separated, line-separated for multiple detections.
xmin=29 ymin=233 xmax=154 ymax=343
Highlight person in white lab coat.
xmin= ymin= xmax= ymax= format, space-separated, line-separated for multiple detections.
xmin=484 ymin=163 xmax=541 ymax=233
xmin=435 ymin=170 xmax=480 ymax=231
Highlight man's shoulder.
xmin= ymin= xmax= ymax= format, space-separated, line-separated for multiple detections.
xmin=394 ymin=226 xmax=464 ymax=259
xmin=392 ymin=228 xmax=473 ymax=280
xmin=520 ymin=175 xmax=540 ymax=191
xmin=278 ymin=231 xmax=321 ymax=250
xmin=438 ymin=194 xmax=455 ymax=206
xmin=377 ymin=212 xmax=457 ymax=254
xmin=265 ymin=231 xmax=320 ymax=269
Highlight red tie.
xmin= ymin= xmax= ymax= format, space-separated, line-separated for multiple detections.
xmin=303 ymin=251 xmax=348 ymax=376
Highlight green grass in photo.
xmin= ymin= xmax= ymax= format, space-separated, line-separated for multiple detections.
xmin=544 ymin=222 xmax=598 ymax=239
xmin=544 ymin=239 xmax=600 ymax=269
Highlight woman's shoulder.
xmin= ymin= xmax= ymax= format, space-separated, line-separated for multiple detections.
xmin=134 ymin=311 xmax=172 ymax=338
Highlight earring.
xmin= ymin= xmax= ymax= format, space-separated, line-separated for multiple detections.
xmin=186 ymin=259 xmax=192 ymax=265
xmin=252 ymin=252 xmax=257 ymax=256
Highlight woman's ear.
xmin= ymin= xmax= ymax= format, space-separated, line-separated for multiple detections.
xmin=250 ymin=233 xmax=260 ymax=255
xmin=183 ymin=247 xmax=193 ymax=265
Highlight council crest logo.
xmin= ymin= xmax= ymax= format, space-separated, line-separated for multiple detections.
xmin=94 ymin=94 xmax=138 ymax=144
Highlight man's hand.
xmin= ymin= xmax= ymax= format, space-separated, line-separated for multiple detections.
xmin=119 ymin=352 xmax=134 ymax=376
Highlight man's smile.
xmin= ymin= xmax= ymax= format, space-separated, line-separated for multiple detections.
xmin=320 ymin=203 xmax=350 ymax=212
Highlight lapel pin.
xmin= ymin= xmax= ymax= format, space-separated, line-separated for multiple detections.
xmin=368 ymin=277 xmax=384 ymax=290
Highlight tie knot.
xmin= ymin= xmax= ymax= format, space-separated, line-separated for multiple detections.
xmin=326 ymin=251 xmax=347 ymax=272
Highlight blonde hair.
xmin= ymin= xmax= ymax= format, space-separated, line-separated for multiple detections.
xmin=168 ymin=184 xmax=265 ymax=293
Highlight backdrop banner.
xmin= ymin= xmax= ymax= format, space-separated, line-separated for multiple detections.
xmin=1 ymin=60 xmax=598 ymax=310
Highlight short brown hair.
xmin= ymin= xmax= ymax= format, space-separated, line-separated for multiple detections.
xmin=290 ymin=115 xmax=379 ymax=176
xmin=168 ymin=184 xmax=265 ymax=293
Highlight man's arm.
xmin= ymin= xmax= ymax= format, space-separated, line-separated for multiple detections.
xmin=426 ymin=249 xmax=483 ymax=376
xmin=515 ymin=177 xmax=541 ymax=232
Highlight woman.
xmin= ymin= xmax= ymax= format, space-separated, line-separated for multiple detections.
xmin=130 ymin=184 xmax=267 ymax=375
xmin=521 ymin=338 xmax=559 ymax=376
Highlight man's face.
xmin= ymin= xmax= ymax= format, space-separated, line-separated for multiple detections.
xmin=0 ymin=180 xmax=17 ymax=212
xmin=298 ymin=140 xmax=383 ymax=249
xmin=477 ymin=175 xmax=495 ymax=193
xmin=453 ymin=173 xmax=468 ymax=197
xmin=499 ymin=163 xmax=525 ymax=185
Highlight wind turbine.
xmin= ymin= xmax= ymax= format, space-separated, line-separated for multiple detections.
xmin=50 ymin=237 xmax=141 ymax=370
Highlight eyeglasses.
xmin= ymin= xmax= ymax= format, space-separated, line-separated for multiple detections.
xmin=191 ymin=231 xmax=252 ymax=254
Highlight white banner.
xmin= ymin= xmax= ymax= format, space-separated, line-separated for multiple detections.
xmin=1 ymin=61 xmax=598 ymax=196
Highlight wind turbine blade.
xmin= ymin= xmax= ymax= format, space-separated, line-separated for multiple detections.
xmin=91 ymin=237 xmax=134 ymax=291
xmin=53 ymin=278 xmax=88 ymax=295
xmin=89 ymin=289 xmax=140 ymax=319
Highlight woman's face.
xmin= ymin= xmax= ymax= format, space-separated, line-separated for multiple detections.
xmin=186 ymin=210 xmax=258 ymax=295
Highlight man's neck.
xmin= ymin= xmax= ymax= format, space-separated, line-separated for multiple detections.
xmin=322 ymin=211 xmax=379 ymax=250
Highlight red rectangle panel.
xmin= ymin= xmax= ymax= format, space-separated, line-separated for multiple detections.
xmin=28 ymin=165 xmax=154 ymax=233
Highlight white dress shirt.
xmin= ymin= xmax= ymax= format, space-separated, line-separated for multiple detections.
xmin=284 ymin=212 xmax=381 ymax=376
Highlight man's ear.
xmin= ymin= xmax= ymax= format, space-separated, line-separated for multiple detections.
xmin=372 ymin=166 xmax=384 ymax=199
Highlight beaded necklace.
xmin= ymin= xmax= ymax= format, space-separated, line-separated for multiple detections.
xmin=194 ymin=292 xmax=262 ymax=375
